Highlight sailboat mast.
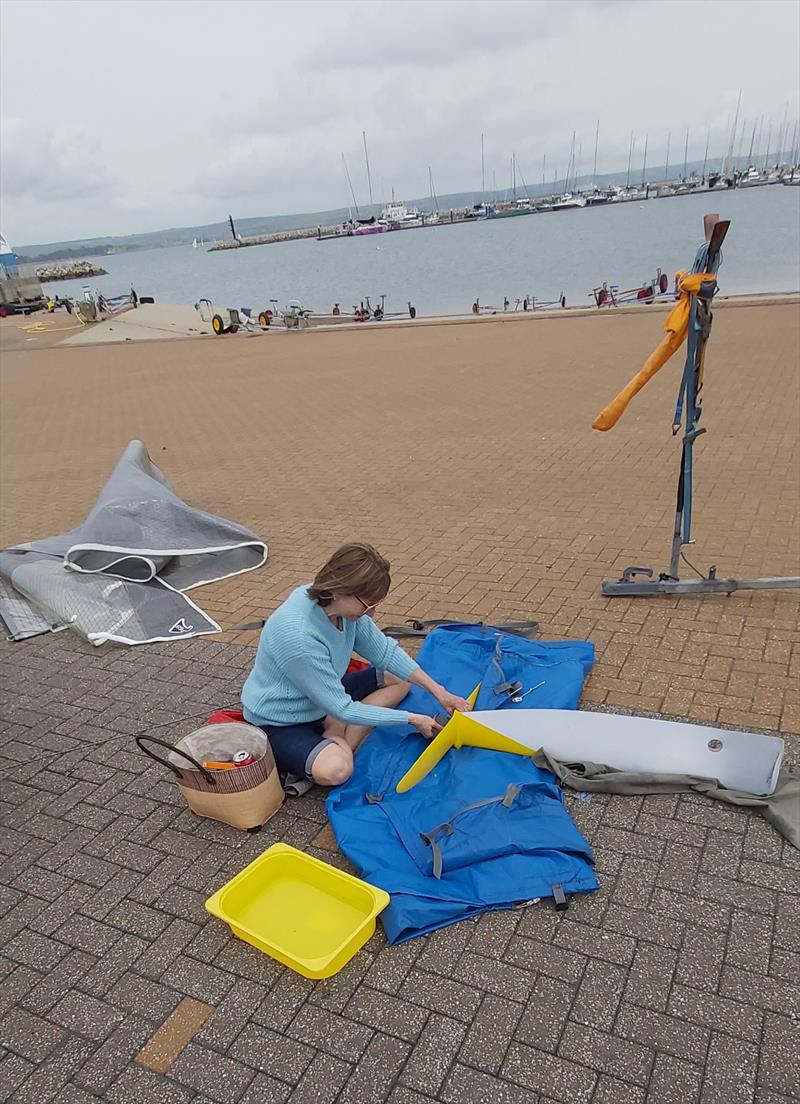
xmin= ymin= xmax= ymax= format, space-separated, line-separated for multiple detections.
xmin=702 ymin=127 xmax=710 ymax=178
xmin=626 ymin=131 xmax=634 ymax=188
xmin=778 ymin=101 xmax=789 ymax=166
xmin=725 ymin=90 xmax=741 ymax=175
xmin=683 ymin=127 xmax=689 ymax=178
xmin=763 ymin=120 xmax=772 ymax=171
xmin=362 ymin=131 xmax=374 ymax=208
xmin=641 ymin=134 xmax=648 ymax=186
xmin=665 ymin=130 xmax=671 ymax=180
xmin=481 ymin=133 xmax=485 ymax=198
xmin=747 ymin=120 xmax=757 ymax=164
xmin=342 ymin=153 xmax=360 ymax=215
xmin=428 ymin=166 xmax=439 ymax=212
xmin=541 ymin=153 xmax=547 ymax=188
xmin=512 ymin=152 xmax=516 ymax=201
xmin=592 ymin=119 xmax=599 ymax=185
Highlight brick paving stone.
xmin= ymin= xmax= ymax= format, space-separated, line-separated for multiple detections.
xmin=667 ymin=984 xmax=763 ymax=1044
xmin=169 ymin=1041 xmax=255 ymax=1100
xmin=675 ymin=926 xmax=728 ymax=992
xmin=700 ymin=1032 xmax=759 ymax=1104
xmin=0 ymin=1051 xmax=34 ymax=1101
xmin=454 ymin=950 xmax=537 ymax=1002
xmin=515 ymin=975 xmax=575 ymax=1054
xmin=21 ymin=949 xmax=97 ymax=1016
xmin=570 ymin=959 xmax=626 ymax=1031
xmin=287 ymin=1004 xmax=373 ymax=1064
xmin=363 ymin=939 xmax=422 ymax=995
xmin=467 ymin=909 xmax=521 ymax=958
xmin=624 ymin=942 xmax=677 ymax=1012
xmin=338 ymin=1032 xmax=411 ymax=1104
xmin=757 ymin=1013 xmax=800 ymax=1098
xmin=719 ymin=965 xmax=800 ymax=1015
xmin=229 ymin=1022 xmax=315 ymax=1083
xmin=195 ymin=979 xmax=269 ymax=1050
xmin=238 ymin=1073 xmax=292 ymax=1104
xmin=254 ymin=974 xmax=314 ymax=1033
xmin=47 ymin=990 xmax=126 ymax=1042
xmin=399 ymin=969 xmax=482 ymax=1023
xmin=284 ymin=1051 xmax=351 ymax=1104
xmin=79 ymin=935 xmax=147 ymax=999
xmin=386 ymin=1088 xmax=439 ymax=1104
xmin=344 ymin=987 xmax=429 ymax=1043
xmin=615 ymin=1002 xmax=710 ymax=1064
xmin=558 ymin=1022 xmax=654 ymax=1086
xmin=441 ymin=1063 xmax=542 ymax=1104
xmin=105 ymin=1063 xmax=196 ymax=1103
xmin=0 ymin=1007 xmax=66 ymax=1062
xmin=5 ymin=930 xmax=70 ymax=972
xmin=107 ymin=972 xmax=184 ymax=1023
xmin=645 ymin=1054 xmax=703 ymax=1104
xmin=593 ymin=1075 xmax=646 ymax=1104
xmin=73 ymin=1015 xmax=153 ymax=1092
xmin=160 ymin=955 xmax=236 ymax=1005
xmin=12 ymin=1035 xmax=96 ymax=1104
xmin=502 ymin=1040 xmax=597 ymax=1102
xmin=399 ymin=1012 xmax=466 ymax=1096
xmin=726 ymin=909 xmax=774 ymax=974
xmin=414 ymin=924 xmax=474 ymax=977
xmin=554 ymin=920 xmax=637 ymax=967
xmin=504 ymin=934 xmax=587 ymax=984
xmin=458 ymin=993 xmax=524 ymax=1073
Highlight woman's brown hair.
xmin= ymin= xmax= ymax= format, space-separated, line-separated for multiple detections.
xmin=308 ymin=543 xmax=391 ymax=607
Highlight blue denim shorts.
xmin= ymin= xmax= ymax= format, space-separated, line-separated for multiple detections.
xmin=256 ymin=667 xmax=381 ymax=780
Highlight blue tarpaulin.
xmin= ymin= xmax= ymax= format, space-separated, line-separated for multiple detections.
xmin=327 ymin=623 xmax=598 ymax=943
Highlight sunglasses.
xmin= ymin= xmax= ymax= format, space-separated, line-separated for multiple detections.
xmin=355 ymin=594 xmax=380 ymax=614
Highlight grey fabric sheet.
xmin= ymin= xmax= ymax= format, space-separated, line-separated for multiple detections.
xmin=533 ymin=751 xmax=800 ymax=848
xmin=0 ymin=440 xmax=267 ymax=646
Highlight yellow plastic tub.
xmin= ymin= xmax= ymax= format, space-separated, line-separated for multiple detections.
xmin=205 ymin=842 xmax=390 ymax=979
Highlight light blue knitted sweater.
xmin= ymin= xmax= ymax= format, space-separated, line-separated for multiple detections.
xmin=241 ymin=585 xmax=419 ymax=727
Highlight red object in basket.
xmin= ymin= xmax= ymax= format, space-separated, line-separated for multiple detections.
xmin=207 ymin=708 xmax=246 ymax=725
xmin=346 ymin=658 xmax=369 ymax=674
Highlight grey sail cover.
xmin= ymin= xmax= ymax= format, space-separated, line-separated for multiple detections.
xmin=0 ymin=440 xmax=267 ymax=645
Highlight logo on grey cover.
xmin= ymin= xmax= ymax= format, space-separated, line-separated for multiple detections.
xmin=168 ymin=618 xmax=193 ymax=634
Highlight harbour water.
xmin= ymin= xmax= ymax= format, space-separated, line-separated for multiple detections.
xmin=42 ymin=186 xmax=800 ymax=318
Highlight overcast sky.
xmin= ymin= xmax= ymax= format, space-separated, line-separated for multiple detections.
xmin=1 ymin=0 xmax=798 ymax=246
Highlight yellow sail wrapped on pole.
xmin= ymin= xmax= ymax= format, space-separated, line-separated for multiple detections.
xmin=592 ymin=271 xmax=715 ymax=432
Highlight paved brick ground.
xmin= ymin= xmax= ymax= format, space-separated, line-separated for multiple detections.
xmin=1 ymin=303 xmax=799 ymax=1101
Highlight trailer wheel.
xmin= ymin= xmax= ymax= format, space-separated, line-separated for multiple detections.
xmin=258 ymin=312 xmax=270 ymax=328
xmin=212 ymin=314 xmax=225 ymax=335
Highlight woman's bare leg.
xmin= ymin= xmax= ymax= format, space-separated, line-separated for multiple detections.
xmin=324 ymin=679 xmax=411 ymax=754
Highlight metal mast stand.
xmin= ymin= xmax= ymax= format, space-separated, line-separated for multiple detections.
xmin=603 ymin=214 xmax=800 ymax=597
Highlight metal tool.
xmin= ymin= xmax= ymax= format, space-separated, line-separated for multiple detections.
xmin=511 ymin=681 xmax=546 ymax=703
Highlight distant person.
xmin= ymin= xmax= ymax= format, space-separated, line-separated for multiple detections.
xmin=503 ymin=296 xmax=509 ymax=311
xmin=523 ymin=297 xmax=529 ymax=311
xmin=130 ymin=287 xmax=139 ymax=308
xmin=332 ymin=303 xmax=341 ymax=315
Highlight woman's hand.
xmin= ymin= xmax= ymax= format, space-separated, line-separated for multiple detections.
xmin=435 ymin=688 xmax=472 ymax=715
xmin=409 ymin=713 xmax=444 ymax=740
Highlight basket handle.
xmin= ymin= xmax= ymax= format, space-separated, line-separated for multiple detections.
xmin=135 ymin=734 xmax=217 ymax=785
